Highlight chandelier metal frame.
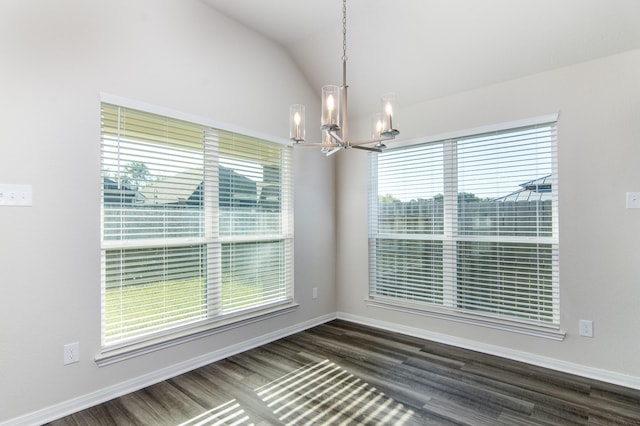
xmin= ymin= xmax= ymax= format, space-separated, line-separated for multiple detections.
xmin=289 ymin=0 xmax=400 ymax=156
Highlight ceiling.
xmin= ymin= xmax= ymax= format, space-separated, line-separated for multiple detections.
xmin=203 ymin=0 xmax=640 ymax=119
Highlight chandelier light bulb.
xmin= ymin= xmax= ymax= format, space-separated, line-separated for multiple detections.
xmin=327 ymin=94 xmax=335 ymax=126
xmin=321 ymin=85 xmax=340 ymax=130
xmin=381 ymin=93 xmax=400 ymax=137
xmin=372 ymin=112 xmax=384 ymax=139
xmin=385 ymin=102 xmax=393 ymax=130
xmin=289 ymin=104 xmax=305 ymax=142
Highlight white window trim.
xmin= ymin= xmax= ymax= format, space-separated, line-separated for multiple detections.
xmin=368 ymin=113 xmax=563 ymax=340
xmin=390 ymin=113 xmax=559 ymax=150
xmin=365 ymin=298 xmax=564 ymax=340
xmin=95 ymin=302 xmax=299 ymax=367
xmin=97 ymin=93 xmax=296 ymax=363
xmin=99 ymin=93 xmax=293 ymax=148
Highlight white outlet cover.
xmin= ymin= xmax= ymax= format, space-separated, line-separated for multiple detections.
xmin=64 ymin=342 xmax=80 ymax=365
xmin=626 ymin=192 xmax=640 ymax=209
xmin=579 ymin=320 xmax=594 ymax=337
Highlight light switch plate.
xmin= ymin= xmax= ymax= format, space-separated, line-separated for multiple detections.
xmin=0 ymin=184 xmax=32 ymax=206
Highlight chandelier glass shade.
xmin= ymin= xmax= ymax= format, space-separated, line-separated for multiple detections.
xmin=289 ymin=0 xmax=400 ymax=155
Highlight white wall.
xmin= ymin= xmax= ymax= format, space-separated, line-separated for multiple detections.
xmin=0 ymin=0 xmax=335 ymax=422
xmin=337 ymin=49 xmax=640 ymax=384
xmin=3 ymin=1 xmax=639 ymax=421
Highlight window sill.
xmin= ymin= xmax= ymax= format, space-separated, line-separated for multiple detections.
xmin=95 ymin=302 xmax=299 ymax=367
xmin=366 ymin=297 xmax=565 ymax=341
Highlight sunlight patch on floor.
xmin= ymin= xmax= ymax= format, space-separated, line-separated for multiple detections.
xmin=255 ymin=359 xmax=415 ymax=426
xmin=178 ymin=399 xmax=253 ymax=426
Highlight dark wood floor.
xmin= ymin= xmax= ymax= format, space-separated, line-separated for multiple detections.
xmin=49 ymin=320 xmax=640 ymax=425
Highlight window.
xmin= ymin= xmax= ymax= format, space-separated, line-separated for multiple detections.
xmin=101 ymin=102 xmax=293 ymax=349
xmin=369 ymin=119 xmax=559 ymax=331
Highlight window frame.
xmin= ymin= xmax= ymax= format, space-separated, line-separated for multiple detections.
xmin=367 ymin=114 xmax=563 ymax=340
xmin=96 ymin=94 xmax=296 ymax=365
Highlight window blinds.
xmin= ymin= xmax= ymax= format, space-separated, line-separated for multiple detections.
xmin=101 ymin=103 xmax=293 ymax=346
xmin=217 ymin=131 xmax=294 ymax=314
xmin=369 ymin=122 xmax=558 ymax=326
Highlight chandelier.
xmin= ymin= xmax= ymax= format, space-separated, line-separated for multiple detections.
xmin=289 ymin=0 xmax=400 ymax=156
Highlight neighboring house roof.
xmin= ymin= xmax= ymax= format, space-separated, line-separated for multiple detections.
xmin=103 ymin=178 xmax=146 ymax=204
xmin=493 ymin=174 xmax=552 ymax=202
xmin=139 ymin=168 xmax=203 ymax=205
xmin=139 ymin=167 xmax=258 ymax=207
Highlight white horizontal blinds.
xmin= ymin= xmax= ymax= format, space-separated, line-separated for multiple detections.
xmin=456 ymin=124 xmax=555 ymax=237
xmin=101 ymin=104 xmax=212 ymax=241
xmin=374 ymin=144 xmax=444 ymax=236
xmin=369 ymin=121 xmax=558 ymax=326
xmin=103 ymin=245 xmax=208 ymax=343
xmin=370 ymin=144 xmax=445 ymax=304
xmin=101 ymin=103 xmax=216 ymax=345
xmin=371 ymin=238 xmax=444 ymax=303
xmin=217 ymin=131 xmax=286 ymax=236
xmin=101 ymin=100 xmax=293 ymax=347
xmin=221 ymin=241 xmax=289 ymax=312
xmin=218 ymin=131 xmax=293 ymax=314
xmin=454 ymin=123 xmax=558 ymax=324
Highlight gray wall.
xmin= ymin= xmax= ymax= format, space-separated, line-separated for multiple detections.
xmin=337 ymin=49 xmax=640 ymax=382
xmin=0 ymin=0 xmax=335 ymax=422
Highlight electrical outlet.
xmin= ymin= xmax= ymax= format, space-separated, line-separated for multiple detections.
xmin=312 ymin=287 xmax=318 ymax=299
xmin=627 ymin=192 xmax=640 ymax=209
xmin=579 ymin=320 xmax=593 ymax=338
xmin=63 ymin=342 xmax=80 ymax=365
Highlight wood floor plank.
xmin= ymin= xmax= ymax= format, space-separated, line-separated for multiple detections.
xmin=195 ymin=361 xmax=283 ymax=425
xmin=48 ymin=320 xmax=640 ymax=425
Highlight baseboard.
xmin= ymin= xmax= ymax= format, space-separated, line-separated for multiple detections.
xmin=7 ymin=310 xmax=637 ymax=426
xmin=1 ymin=312 xmax=337 ymax=426
xmin=337 ymin=311 xmax=640 ymax=391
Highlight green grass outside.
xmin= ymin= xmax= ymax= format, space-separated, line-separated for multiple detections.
xmin=104 ymin=278 xmax=264 ymax=343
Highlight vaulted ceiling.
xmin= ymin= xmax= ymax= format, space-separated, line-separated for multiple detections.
xmin=204 ymin=0 xmax=640 ymax=118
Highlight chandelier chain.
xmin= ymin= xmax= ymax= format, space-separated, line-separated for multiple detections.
xmin=342 ymin=0 xmax=347 ymax=61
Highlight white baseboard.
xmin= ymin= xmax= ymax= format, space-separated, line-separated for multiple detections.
xmin=6 ymin=311 xmax=638 ymax=426
xmin=337 ymin=311 xmax=640 ymax=391
xmin=2 ymin=313 xmax=337 ymax=426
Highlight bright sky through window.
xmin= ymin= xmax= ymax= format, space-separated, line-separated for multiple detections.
xmin=378 ymin=127 xmax=553 ymax=201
